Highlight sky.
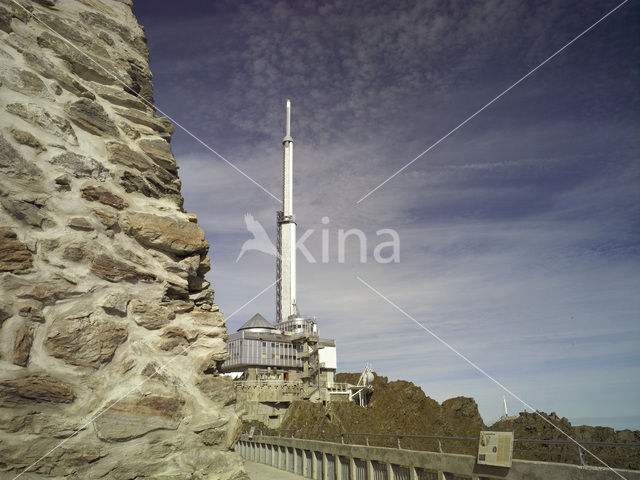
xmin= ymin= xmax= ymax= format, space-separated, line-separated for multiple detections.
xmin=132 ymin=0 xmax=639 ymax=429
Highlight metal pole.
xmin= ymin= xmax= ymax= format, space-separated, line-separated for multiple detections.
xmin=578 ymin=445 xmax=586 ymax=466
xmin=286 ymin=99 xmax=291 ymax=137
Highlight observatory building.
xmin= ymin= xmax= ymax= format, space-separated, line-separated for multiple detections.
xmin=223 ymin=312 xmax=338 ymax=390
xmin=221 ymin=101 xmax=347 ymax=427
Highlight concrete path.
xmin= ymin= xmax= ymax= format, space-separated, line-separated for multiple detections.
xmin=244 ymin=460 xmax=306 ymax=479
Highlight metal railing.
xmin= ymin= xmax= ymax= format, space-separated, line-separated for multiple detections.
xmin=328 ymin=383 xmax=351 ymax=392
xmin=273 ymin=430 xmax=640 ymax=469
xmin=237 ymin=434 xmax=640 ymax=480
xmin=234 ymin=379 xmax=304 ymax=386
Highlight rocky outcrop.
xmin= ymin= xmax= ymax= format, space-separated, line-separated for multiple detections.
xmin=279 ymin=373 xmax=639 ymax=470
xmin=281 ymin=374 xmax=486 ymax=440
xmin=81 ymin=184 xmax=129 ymax=209
xmin=490 ymin=412 xmax=640 ymax=469
xmin=0 ymin=1 xmax=244 ymax=478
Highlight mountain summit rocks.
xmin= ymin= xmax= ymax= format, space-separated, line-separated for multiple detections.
xmin=0 ymin=1 xmax=244 ymax=478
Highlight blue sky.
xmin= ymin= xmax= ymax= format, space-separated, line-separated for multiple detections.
xmin=132 ymin=0 xmax=639 ymax=429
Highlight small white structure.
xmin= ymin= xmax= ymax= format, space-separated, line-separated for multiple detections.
xmin=499 ymin=395 xmax=517 ymax=421
xmin=349 ymin=364 xmax=374 ymax=407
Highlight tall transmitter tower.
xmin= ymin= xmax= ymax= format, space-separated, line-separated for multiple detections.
xmin=276 ymin=99 xmax=296 ymax=323
xmin=221 ymin=101 xmax=340 ymax=428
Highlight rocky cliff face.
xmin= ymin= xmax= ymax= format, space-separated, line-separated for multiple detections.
xmin=0 ymin=1 xmax=245 ymax=478
xmin=282 ymin=373 xmax=638 ymax=470
xmin=280 ymin=374 xmax=485 ymax=440
xmin=490 ymin=412 xmax=640 ymax=469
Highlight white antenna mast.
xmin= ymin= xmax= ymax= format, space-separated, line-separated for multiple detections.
xmin=276 ymin=99 xmax=297 ymax=323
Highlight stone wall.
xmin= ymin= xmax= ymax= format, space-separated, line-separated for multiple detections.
xmin=0 ymin=0 xmax=245 ymax=478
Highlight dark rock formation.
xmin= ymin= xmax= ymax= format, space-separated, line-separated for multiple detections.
xmin=50 ymin=151 xmax=110 ymax=180
xmin=490 ymin=412 xmax=640 ymax=469
xmin=0 ymin=375 xmax=76 ymax=407
xmin=279 ymin=372 xmax=639 ymax=470
xmin=130 ymin=299 xmax=176 ymax=330
xmin=81 ymin=185 xmax=129 ymax=209
xmin=45 ymin=312 xmax=128 ymax=368
xmin=5 ymin=102 xmax=78 ymax=145
xmin=281 ymin=374 xmax=485 ymax=441
xmin=0 ymin=227 xmax=33 ymax=271
xmin=66 ymin=98 xmax=119 ymax=136
xmin=90 ymin=253 xmax=153 ymax=282
xmin=12 ymin=321 xmax=34 ymax=367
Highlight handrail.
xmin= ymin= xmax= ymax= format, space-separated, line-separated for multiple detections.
xmin=238 ymin=435 xmax=640 ymax=478
xmin=327 ymin=382 xmax=351 ymax=390
xmin=279 ymin=430 xmax=640 ymax=448
xmin=234 ymin=379 xmax=303 ymax=386
xmin=268 ymin=429 xmax=640 ymax=468
xmin=342 ymin=432 xmax=477 ymax=441
xmin=516 ymin=438 xmax=640 ymax=447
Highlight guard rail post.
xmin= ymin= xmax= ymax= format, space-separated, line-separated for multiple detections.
xmin=311 ymin=448 xmax=318 ymax=479
xmin=409 ymin=465 xmax=418 ymax=480
xmin=366 ymin=459 xmax=374 ymax=479
xmin=349 ymin=457 xmax=356 ymax=480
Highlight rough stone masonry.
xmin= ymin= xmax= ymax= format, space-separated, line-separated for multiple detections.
xmin=0 ymin=0 xmax=247 ymax=478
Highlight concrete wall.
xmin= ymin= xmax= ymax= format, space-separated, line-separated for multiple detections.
xmin=240 ymin=401 xmax=291 ymax=430
xmin=238 ymin=435 xmax=640 ymax=480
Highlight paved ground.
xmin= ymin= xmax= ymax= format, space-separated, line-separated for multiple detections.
xmin=244 ymin=460 xmax=305 ymax=479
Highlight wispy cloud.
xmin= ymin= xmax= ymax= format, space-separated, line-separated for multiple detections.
xmin=136 ymin=0 xmax=639 ymax=429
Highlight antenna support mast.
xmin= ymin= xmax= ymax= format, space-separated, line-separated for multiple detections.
xmin=276 ymin=99 xmax=297 ymax=323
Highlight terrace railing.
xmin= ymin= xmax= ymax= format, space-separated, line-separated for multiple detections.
xmin=238 ymin=433 xmax=640 ymax=480
xmin=272 ymin=430 xmax=640 ymax=469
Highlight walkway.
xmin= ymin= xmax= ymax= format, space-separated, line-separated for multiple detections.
xmin=244 ymin=460 xmax=305 ymax=479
